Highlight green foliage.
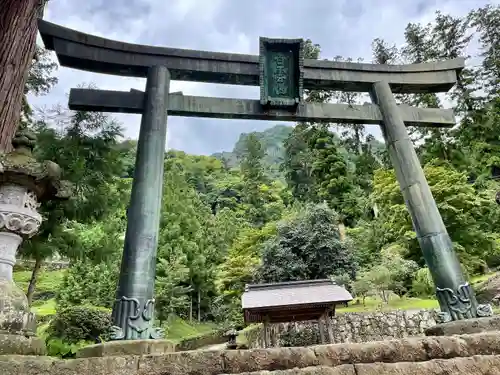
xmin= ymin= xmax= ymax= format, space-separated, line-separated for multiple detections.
xmin=13 ymin=270 xmax=63 ymax=300
xmin=412 ymin=268 xmax=435 ymax=298
xmin=46 ymin=306 xmax=112 ymax=346
xmin=156 ymin=162 xmax=225 ymax=321
xmin=45 ymin=337 xmax=93 ymax=358
xmin=58 ymin=260 xmax=119 ymax=309
xmin=371 ymin=165 xmax=500 ymax=272
xmin=163 ymin=316 xmax=217 ymax=342
xmin=257 ymin=203 xmax=357 ymax=283
xmin=308 ymin=126 xmax=364 ymax=227
xmin=282 ymin=123 xmax=318 ymax=202
xmin=20 ymin=45 xmax=58 ymax=129
xmin=352 ymin=274 xmax=373 ymax=305
xmin=354 ymin=246 xmax=419 ymax=302
xmin=214 ymin=222 xmax=277 ymax=326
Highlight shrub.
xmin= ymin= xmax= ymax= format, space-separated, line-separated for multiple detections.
xmin=412 ymin=267 xmax=435 ymax=298
xmin=47 ymin=306 xmax=112 ymax=345
xmin=57 ymin=260 xmax=118 ymax=309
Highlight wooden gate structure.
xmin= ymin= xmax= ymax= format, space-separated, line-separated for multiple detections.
xmin=242 ymin=279 xmax=353 ymax=348
xmin=37 ymin=19 xmax=492 ymax=341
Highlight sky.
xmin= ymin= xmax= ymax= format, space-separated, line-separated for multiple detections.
xmin=29 ymin=0 xmax=498 ymax=156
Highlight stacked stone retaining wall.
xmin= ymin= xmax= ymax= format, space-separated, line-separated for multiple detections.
xmin=246 ymin=309 xmax=439 ymax=348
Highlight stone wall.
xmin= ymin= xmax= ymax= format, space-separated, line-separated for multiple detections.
xmin=14 ymin=260 xmax=70 ymax=272
xmin=245 ymin=309 xmax=439 ymax=348
xmin=176 ymin=330 xmax=226 ymax=351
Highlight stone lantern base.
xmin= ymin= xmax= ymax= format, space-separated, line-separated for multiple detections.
xmin=0 ymin=278 xmax=46 ymax=355
xmin=0 ymin=333 xmax=46 ymax=355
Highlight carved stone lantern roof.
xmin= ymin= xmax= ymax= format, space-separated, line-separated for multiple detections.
xmin=0 ymin=130 xmax=72 ymax=201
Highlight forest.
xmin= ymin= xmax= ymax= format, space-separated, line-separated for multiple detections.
xmin=11 ymin=5 xmax=500 ymax=355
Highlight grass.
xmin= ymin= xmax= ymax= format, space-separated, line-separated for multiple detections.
xmin=163 ymin=316 xmax=218 ymax=342
xmin=470 ymin=272 xmax=497 ymax=285
xmin=12 ymin=268 xmax=65 ymax=318
xmin=13 ymin=269 xmax=65 ymax=294
xmin=32 ymin=298 xmax=57 ymax=316
xmin=337 ymin=295 xmax=439 ymax=313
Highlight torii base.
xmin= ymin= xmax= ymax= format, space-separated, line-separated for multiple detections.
xmin=425 ymin=316 xmax=500 ymax=336
xmin=76 ymin=339 xmax=176 ymax=358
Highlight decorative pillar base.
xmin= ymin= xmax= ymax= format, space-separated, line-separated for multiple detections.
xmin=110 ymin=296 xmax=164 ymax=340
xmin=434 ymin=282 xmax=493 ymax=322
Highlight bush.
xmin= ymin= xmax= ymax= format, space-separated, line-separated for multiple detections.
xmin=412 ymin=267 xmax=435 ymax=298
xmin=57 ymin=260 xmax=118 ymax=309
xmin=47 ymin=306 xmax=112 ymax=345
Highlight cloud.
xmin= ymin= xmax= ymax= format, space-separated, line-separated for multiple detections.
xmin=30 ymin=0 xmax=497 ymax=155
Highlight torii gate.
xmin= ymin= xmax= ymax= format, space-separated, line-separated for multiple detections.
xmin=38 ymin=20 xmax=492 ymax=341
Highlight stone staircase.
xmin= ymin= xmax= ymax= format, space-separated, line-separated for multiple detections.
xmin=2 ymin=332 xmax=500 ymax=374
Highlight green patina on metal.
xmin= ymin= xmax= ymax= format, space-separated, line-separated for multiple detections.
xmin=109 ymin=65 xmax=170 ymax=340
xmin=259 ymin=37 xmax=304 ymax=109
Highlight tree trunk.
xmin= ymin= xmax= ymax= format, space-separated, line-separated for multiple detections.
xmin=0 ymin=0 xmax=44 ymax=152
xmin=26 ymin=256 xmax=43 ymax=306
xmin=197 ymin=289 xmax=201 ymax=322
xmin=189 ymin=293 xmax=193 ymax=322
xmin=338 ymin=222 xmax=346 ymax=241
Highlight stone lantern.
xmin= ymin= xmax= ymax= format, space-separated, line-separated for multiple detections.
xmin=224 ymin=328 xmax=239 ymax=350
xmin=0 ymin=130 xmax=71 ymax=355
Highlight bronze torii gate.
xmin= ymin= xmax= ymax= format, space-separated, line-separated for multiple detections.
xmin=38 ymin=20 xmax=492 ymax=341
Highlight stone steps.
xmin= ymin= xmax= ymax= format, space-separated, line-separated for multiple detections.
xmin=221 ymin=356 xmax=500 ymax=375
xmin=2 ymin=332 xmax=500 ymax=374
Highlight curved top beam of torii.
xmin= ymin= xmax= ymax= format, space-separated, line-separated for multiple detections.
xmin=38 ymin=20 xmax=465 ymax=94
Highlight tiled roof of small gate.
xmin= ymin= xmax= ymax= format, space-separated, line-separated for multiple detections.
xmin=241 ymin=279 xmax=353 ymax=310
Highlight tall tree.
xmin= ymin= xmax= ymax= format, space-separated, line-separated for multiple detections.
xmin=470 ymin=5 xmax=500 ymax=100
xmin=308 ymin=126 xmax=363 ymax=227
xmin=282 ymin=123 xmax=318 ymax=202
xmin=20 ymin=45 xmax=58 ymax=130
xmin=21 ymin=103 xmax=127 ymax=304
xmin=257 ymin=203 xmax=357 ymax=283
xmin=0 ymin=0 xmax=48 ymax=150
xmin=156 ymin=161 xmax=224 ymax=322
xmin=239 ymin=133 xmax=268 ymax=226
